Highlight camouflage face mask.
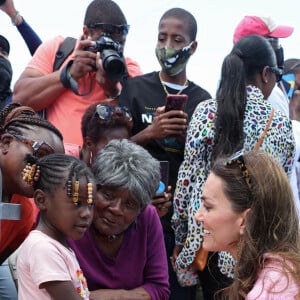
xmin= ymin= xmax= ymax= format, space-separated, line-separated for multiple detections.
xmin=155 ymin=42 xmax=194 ymax=76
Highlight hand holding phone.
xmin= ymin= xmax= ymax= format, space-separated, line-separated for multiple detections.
xmin=165 ymin=94 xmax=188 ymax=112
xmin=156 ymin=161 xmax=169 ymax=194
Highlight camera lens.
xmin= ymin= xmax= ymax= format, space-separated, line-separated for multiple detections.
xmin=102 ymin=49 xmax=126 ymax=81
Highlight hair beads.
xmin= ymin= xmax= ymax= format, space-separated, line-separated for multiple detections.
xmin=22 ymin=163 xmax=40 ymax=185
xmin=87 ymin=182 xmax=93 ymax=204
xmin=67 ymin=180 xmax=72 ymax=198
xmin=22 ymin=154 xmax=95 ymax=207
xmin=73 ymin=181 xmax=80 ymax=204
xmin=67 ymin=179 xmax=93 ymax=205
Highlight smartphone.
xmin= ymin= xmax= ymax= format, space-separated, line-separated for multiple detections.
xmin=156 ymin=161 xmax=169 ymax=194
xmin=165 ymin=94 xmax=188 ymax=112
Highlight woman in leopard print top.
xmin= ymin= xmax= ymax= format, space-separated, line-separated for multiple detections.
xmin=172 ymin=35 xmax=295 ymax=298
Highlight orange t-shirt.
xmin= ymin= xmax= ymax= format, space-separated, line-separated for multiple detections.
xmin=0 ymin=195 xmax=39 ymax=253
xmin=27 ymin=36 xmax=142 ymax=156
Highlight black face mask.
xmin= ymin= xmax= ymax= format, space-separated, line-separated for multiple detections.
xmin=266 ymin=37 xmax=284 ymax=71
xmin=0 ymin=56 xmax=13 ymax=100
xmin=274 ymin=47 xmax=284 ymax=70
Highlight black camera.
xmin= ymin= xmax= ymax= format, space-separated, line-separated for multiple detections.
xmin=86 ymin=35 xmax=126 ymax=81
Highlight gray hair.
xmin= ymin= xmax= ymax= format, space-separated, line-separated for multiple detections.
xmin=92 ymin=139 xmax=160 ymax=209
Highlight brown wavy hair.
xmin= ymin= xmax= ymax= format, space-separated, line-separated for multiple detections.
xmin=212 ymin=151 xmax=300 ymax=299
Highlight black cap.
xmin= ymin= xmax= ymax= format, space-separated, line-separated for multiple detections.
xmin=0 ymin=35 xmax=10 ymax=55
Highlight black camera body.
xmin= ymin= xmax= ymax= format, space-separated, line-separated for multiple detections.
xmin=86 ymin=35 xmax=126 ymax=81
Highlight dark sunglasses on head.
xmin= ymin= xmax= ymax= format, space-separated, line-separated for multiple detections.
xmin=88 ymin=23 xmax=130 ymax=36
xmin=10 ymin=133 xmax=54 ymax=158
xmin=269 ymin=66 xmax=283 ymax=82
xmin=95 ymin=104 xmax=132 ymax=121
xmin=225 ymin=149 xmax=252 ymax=190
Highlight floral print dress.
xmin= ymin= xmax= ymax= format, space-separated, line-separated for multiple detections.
xmin=172 ymin=85 xmax=295 ymax=277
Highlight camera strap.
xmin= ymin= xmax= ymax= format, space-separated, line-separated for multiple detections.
xmin=53 ymin=37 xmax=76 ymax=72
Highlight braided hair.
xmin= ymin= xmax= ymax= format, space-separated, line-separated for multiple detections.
xmin=24 ymin=153 xmax=95 ymax=198
xmin=0 ymin=103 xmax=63 ymax=140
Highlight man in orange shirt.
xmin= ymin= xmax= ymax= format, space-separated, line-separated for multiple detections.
xmin=13 ymin=0 xmax=141 ymax=157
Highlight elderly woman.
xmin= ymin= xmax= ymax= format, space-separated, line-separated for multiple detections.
xmin=68 ymin=139 xmax=170 ymax=300
xmin=80 ymin=102 xmax=172 ymax=218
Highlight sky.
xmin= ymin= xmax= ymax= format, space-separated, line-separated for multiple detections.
xmin=1 ymin=0 xmax=300 ymax=96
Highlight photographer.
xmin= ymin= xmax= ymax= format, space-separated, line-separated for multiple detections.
xmin=13 ymin=0 xmax=142 ymax=157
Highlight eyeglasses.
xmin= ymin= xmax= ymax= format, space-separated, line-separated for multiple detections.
xmin=225 ymin=150 xmax=252 ymax=189
xmin=87 ymin=23 xmax=130 ymax=36
xmin=95 ymin=104 xmax=132 ymax=121
xmin=269 ymin=66 xmax=283 ymax=82
xmin=10 ymin=133 xmax=55 ymax=158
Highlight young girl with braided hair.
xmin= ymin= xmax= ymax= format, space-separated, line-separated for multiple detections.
xmin=17 ymin=153 xmax=95 ymax=300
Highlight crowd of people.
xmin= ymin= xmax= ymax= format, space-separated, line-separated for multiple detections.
xmin=1 ymin=0 xmax=300 ymax=299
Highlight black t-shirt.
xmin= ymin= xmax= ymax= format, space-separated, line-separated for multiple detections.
xmin=119 ymin=71 xmax=211 ymax=231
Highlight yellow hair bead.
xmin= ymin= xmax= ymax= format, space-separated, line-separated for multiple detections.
xmin=22 ymin=163 xmax=40 ymax=185
xmin=73 ymin=180 xmax=80 ymax=203
xmin=87 ymin=182 xmax=93 ymax=204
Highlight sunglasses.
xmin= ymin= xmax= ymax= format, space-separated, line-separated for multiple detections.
xmin=10 ymin=133 xmax=55 ymax=158
xmin=95 ymin=104 xmax=132 ymax=121
xmin=88 ymin=23 xmax=130 ymax=36
xmin=269 ymin=66 xmax=283 ymax=82
xmin=225 ymin=150 xmax=252 ymax=189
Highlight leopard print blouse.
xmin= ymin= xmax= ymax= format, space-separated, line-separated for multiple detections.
xmin=172 ymin=85 xmax=295 ymax=277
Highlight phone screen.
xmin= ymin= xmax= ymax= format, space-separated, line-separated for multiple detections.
xmin=165 ymin=94 xmax=188 ymax=112
xmin=156 ymin=161 xmax=169 ymax=194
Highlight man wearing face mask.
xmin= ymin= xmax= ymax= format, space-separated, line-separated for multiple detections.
xmin=119 ymin=8 xmax=211 ymax=300
xmin=0 ymin=35 xmax=13 ymax=111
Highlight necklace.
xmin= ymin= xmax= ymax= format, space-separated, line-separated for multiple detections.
xmin=91 ymin=224 xmax=123 ymax=242
xmin=158 ymin=71 xmax=189 ymax=95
